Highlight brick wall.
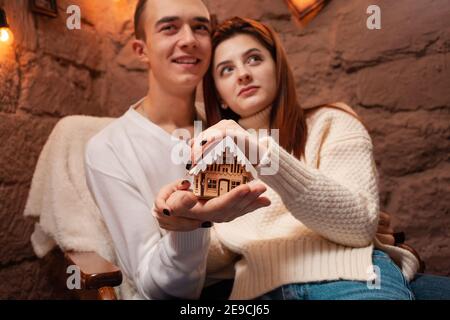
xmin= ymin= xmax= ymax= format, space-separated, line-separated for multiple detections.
xmin=0 ymin=0 xmax=147 ymax=299
xmin=0 ymin=0 xmax=448 ymax=298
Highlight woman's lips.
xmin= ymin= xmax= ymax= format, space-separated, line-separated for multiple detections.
xmin=238 ymin=86 xmax=260 ymax=97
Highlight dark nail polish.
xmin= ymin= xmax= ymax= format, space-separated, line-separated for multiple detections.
xmin=185 ymin=161 xmax=192 ymax=170
xmin=163 ymin=209 xmax=171 ymax=216
xmin=181 ymin=180 xmax=190 ymax=185
xmin=201 ymin=140 xmax=207 ymax=146
xmin=201 ymin=221 xmax=212 ymax=228
xmin=394 ymin=232 xmax=405 ymax=244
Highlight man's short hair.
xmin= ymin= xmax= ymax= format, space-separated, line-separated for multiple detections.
xmin=134 ymin=0 xmax=148 ymax=40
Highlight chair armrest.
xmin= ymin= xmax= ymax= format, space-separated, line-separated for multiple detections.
xmin=396 ymin=243 xmax=426 ymax=274
xmin=97 ymin=287 xmax=119 ymax=300
xmin=65 ymin=251 xmax=123 ymax=290
xmin=392 ymin=230 xmax=426 ymax=274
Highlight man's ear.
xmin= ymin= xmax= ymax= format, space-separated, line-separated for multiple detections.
xmin=132 ymin=39 xmax=150 ymax=65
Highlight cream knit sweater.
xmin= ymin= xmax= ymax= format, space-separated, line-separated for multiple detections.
xmin=205 ymin=105 xmax=419 ymax=300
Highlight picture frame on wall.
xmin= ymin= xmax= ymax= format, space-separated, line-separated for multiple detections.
xmin=29 ymin=0 xmax=58 ymax=18
xmin=284 ymin=0 xmax=330 ymax=27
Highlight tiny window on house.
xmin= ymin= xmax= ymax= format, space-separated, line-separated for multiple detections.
xmin=207 ymin=179 xmax=217 ymax=189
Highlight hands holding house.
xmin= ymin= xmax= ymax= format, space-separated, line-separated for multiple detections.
xmin=152 ymin=120 xmax=275 ymax=231
xmin=153 ymin=178 xmax=271 ymax=231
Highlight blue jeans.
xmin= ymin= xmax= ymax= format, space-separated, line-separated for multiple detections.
xmin=258 ymin=250 xmax=414 ymax=300
xmin=410 ymin=273 xmax=450 ymax=300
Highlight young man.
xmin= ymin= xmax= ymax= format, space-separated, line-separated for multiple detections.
xmin=84 ymin=0 xmax=268 ymax=300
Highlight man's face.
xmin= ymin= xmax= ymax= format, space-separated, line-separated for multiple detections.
xmin=143 ymin=0 xmax=212 ymax=93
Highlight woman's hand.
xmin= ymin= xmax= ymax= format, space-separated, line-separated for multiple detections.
xmin=190 ymin=119 xmax=266 ymax=166
xmin=154 ymin=178 xmax=271 ymax=231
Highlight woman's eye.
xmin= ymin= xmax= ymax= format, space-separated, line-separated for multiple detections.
xmin=220 ymin=66 xmax=234 ymax=76
xmin=247 ymin=55 xmax=262 ymax=64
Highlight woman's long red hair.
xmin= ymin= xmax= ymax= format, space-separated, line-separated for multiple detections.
xmin=203 ymin=17 xmax=308 ymax=160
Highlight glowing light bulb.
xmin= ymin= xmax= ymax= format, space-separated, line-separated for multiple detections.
xmin=0 ymin=27 xmax=13 ymax=45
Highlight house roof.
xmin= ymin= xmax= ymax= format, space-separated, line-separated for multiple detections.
xmin=188 ymin=136 xmax=258 ymax=178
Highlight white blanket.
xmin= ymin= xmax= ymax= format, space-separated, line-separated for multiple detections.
xmin=23 ymin=115 xmax=137 ymax=298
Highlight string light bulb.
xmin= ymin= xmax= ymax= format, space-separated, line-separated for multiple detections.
xmin=0 ymin=7 xmax=14 ymax=45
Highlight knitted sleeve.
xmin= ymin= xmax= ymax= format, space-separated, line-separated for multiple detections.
xmin=257 ymin=112 xmax=380 ymax=248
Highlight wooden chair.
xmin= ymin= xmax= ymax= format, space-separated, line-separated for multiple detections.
xmin=24 ymin=115 xmax=124 ymax=300
xmin=64 ymin=251 xmax=123 ymax=300
xmin=397 ymin=242 xmax=426 ymax=273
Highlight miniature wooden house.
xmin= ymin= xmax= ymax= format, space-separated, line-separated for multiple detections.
xmin=189 ymin=136 xmax=257 ymax=200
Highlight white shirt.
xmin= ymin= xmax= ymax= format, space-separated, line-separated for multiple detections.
xmin=84 ymin=100 xmax=210 ymax=299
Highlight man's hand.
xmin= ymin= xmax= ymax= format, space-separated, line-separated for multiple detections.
xmin=376 ymin=211 xmax=395 ymax=245
xmin=154 ymin=179 xmax=271 ymax=231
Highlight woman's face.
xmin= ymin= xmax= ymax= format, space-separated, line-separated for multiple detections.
xmin=213 ymin=34 xmax=277 ymax=118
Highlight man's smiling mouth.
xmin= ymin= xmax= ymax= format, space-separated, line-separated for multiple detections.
xmin=172 ymin=56 xmax=201 ymax=65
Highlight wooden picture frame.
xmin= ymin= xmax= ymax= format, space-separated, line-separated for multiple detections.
xmin=30 ymin=0 xmax=58 ymax=18
xmin=284 ymin=0 xmax=330 ymax=27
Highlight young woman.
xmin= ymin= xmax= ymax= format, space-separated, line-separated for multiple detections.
xmin=156 ymin=17 xmax=449 ymax=300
